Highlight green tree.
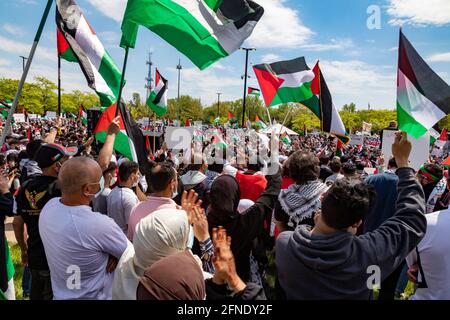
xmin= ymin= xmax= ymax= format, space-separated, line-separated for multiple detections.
xmin=167 ymin=95 xmax=203 ymax=121
xmin=342 ymin=102 xmax=357 ymax=113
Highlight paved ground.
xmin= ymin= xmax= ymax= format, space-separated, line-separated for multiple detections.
xmin=5 ymin=217 xmax=17 ymax=244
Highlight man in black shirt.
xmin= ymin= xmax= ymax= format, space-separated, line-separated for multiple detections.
xmin=13 ymin=143 xmax=77 ymax=300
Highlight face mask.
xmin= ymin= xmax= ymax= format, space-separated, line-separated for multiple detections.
xmin=94 ymin=176 xmax=105 ymax=198
xmin=86 ymin=176 xmax=105 ymax=198
xmin=186 ymin=225 xmax=194 ymax=250
xmin=110 ymin=176 xmax=117 ymax=186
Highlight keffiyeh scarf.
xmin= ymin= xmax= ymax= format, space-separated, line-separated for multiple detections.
xmin=278 ymin=180 xmax=329 ymax=228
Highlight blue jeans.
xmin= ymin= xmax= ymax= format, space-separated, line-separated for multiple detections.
xmin=22 ymin=266 xmax=31 ymax=297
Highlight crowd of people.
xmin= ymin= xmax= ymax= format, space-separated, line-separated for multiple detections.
xmin=0 ymin=116 xmax=449 ymax=300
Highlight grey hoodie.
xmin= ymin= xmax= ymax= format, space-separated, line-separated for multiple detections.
xmin=276 ymin=168 xmax=426 ymax=300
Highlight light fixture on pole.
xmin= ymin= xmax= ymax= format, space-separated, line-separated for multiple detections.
xmin=240 ymin=47 xmax=256 ymax=127
xmin=176 ymin=59 xmax=182 ymax=120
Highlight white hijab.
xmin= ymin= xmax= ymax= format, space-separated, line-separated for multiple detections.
xmin=112 ymin=208 xmax=190 ymax=300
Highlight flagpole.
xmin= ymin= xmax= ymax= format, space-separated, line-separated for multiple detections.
xmin=265 ymin=106 xmax=273 ymax=127
xmin=0 ymin=0 xmax=53 ymax=145
xmin=58 ymin=53 xmax=62 ymax=116
xmin=153 ymin=114 xmax=156 ymax=155
xmin=115 ymin=46 xmax=130 ymax=117
xmin=240 ymin=48 xmax=255 ymax=127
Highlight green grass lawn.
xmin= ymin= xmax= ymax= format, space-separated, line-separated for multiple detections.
xmin=9 ymin=243 xmax=24 ymax=300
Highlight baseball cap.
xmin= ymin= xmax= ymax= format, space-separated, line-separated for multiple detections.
xmin=35 ymin=143 xmax=78 ymax=169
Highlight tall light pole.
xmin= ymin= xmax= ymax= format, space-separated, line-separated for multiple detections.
xmin=240 ymin=48 xmax=255 ymax=127
xmin=176 ymin=59 xmax=182 ymax=121
xmin=216 ymin=92 xmax=222 ymax=118
xmin=20 ymin=56 xmax=28 ymax=71
xmin=145 ymin=52 xmax=153 ymax=100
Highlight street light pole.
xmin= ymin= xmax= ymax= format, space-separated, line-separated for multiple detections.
xmin=20 ymin=56 xmax=28 ymax=71
xmin=176 ymin=59 xmax=182 ymax=121
xmin=240 ymin=48 xmax=255 ymax=127
xmin=216 ymin=92 xmax=222 ymax=118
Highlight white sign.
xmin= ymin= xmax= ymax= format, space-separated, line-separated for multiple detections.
xmin=349 ymin=134 xmax=364 ymax=146
xmin=381 ymin=130 xmax=429 ymax=171
xmin=13 ymin=113 xmax=25 ymax=123
xmin=46 ymin=111 xmax=57 ymax=119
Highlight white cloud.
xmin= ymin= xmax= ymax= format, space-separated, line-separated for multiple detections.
xmin=0 ymin=62 xmax=90 ymax=95
xmin=0 ymin=36 xmax=56 ymax=62
xmin=166 ymin=67 xmax=242 ymax=105
xmin=2 ymin=24 xmax=25 ymax=36
xmin=0 ymin=59 xmax=10 ymax=67
xmin=247 ymin=0 xmax=313 ymax=49
xmin=18 ymin=0 xmax=38 ymax=5
xmin=428 ymin=52 xmax=450 ymax=62
xmin=87 ymin=0 xmax=315 ymax=51
xmin=319 ymin=60 xmax=396 ymax=109
xmin=388 ymin=46 xmax=398 ymax=52
xmin=387 ymin=0 xmax=450 ymax=26
xmin=300 ymin=38 xmax=354 ymax=52
xmin=86 ymin=0 xmax=127 ymax=23
xmin=98 ymin=31 xmax=121 ymax=48
xmin=260 ymin=54 xmax=281 ymax=63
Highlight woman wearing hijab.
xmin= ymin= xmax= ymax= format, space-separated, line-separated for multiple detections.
xmin=112 ymin=197 xmax=213 ymax=300
xmin=137 ymin=227 xmax=265 ymax=300
xmin=207 ymin=166 xmax=281 ymax=283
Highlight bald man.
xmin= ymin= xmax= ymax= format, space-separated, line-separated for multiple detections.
xmin=39 ymin=157 xmax=128 ymax=300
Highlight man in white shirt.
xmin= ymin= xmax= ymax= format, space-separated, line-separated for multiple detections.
xmin=107 ymin=161 xmax=140 ymax=234
xmin=406 ymin=209 xmax=450 ymax=300
xmin=39 ymin=157 xmax=128 ymax=300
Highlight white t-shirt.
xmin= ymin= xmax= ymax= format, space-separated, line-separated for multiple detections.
xmin=406 ymin=210 xmax=450 ymax=300
xmin=38 ymin=198 xmax=128 ymax=300
xmin=107 ymin=187 xmax=139 ymax=234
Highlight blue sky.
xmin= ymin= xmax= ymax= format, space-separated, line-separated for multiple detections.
xmin=1 ymin=0 xmax=450 ymax=110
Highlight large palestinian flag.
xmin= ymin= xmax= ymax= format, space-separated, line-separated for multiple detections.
xmin=94 ymin=102 xmax=148 ymax=165
xmin=397 ymin=30 xmax=450 ymax=139
xmin=120 ymin=0 xmax=264 ymax=70
xmin=56 ymin=0 xmax=122 ymax=108
xmin=253 ymin=57 xmax=315 ymax=108
xmin=301 ymin=62 xmax=349 ymax=144
xmin=147 ymin=68 xmax=168 ymax=117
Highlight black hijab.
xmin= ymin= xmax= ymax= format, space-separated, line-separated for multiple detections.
xmin=208 ymin=175 xmax=240 ymax=228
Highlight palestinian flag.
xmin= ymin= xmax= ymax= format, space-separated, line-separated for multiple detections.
xmin=56 ymin=0 xmax=122 ymax=108
xmin=0 ymin=241 xmax=14 ymax=300
xmin=439 ymin=128 xmax=448 ymax=141
xmin=214 ymin=117 xmax=220 ymax=125
xmin=147 ymin=68 xmax=168 ymax=117
xmin=120 ymin=0 xmax=264 ymax=70
xmin=302 ymin=61 xmax=349 ymax=144
xmin=0 ymin=100 xmax=11 ymax=119
xmin=253 ymin=57 xmax=315 ymax=108
xmin=212 ymin=134 xmax=228 ymax=149
xmin=281 ymin=132 xmax=291 ymax=145
xmin=94 ymin=102 xmax=148 ymax=165
xmin=78 ymin=105 xmax=87 ymax=125
xmin=429 ymin=126 xmax=440 ymax=145
xmin=228 ymin=111 xmax=237 ymax=125
xmin=397 ymin=30 xmax=450 ymax=139
xmin=185 ymin=118 xmax=191 ymax=127
xmin=248 ymin=87 xmax=261 ymax=96
xmin=254 ymin=114 xmax=267 ymax=129
xmin=57 ymin=29 xmax=77 ymax=62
